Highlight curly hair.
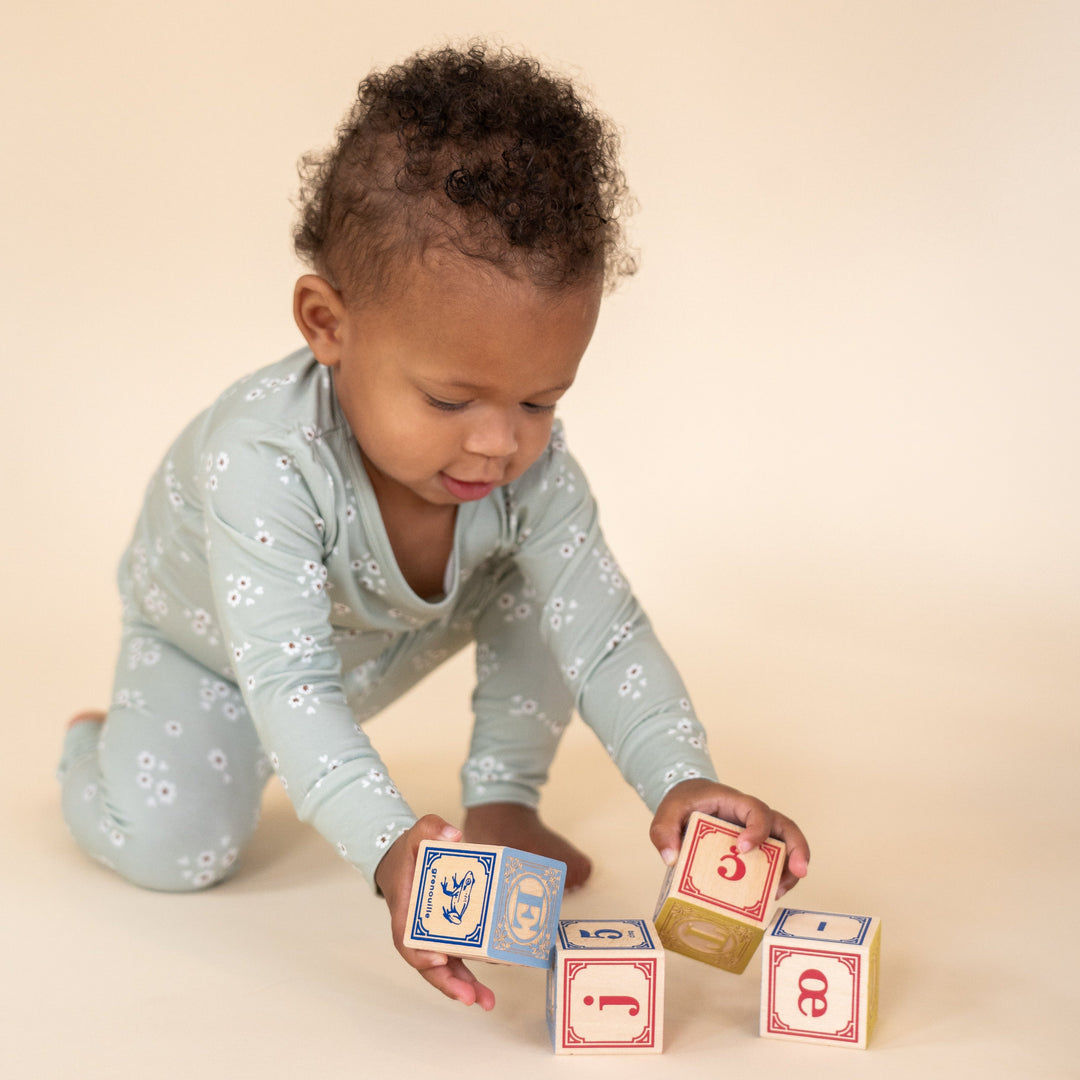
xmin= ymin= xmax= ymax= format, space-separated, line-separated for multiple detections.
xmin=293 ymin=42 xmax=636 ymax=301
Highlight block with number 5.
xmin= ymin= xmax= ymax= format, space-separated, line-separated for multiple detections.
xmin=654 ymin=811 xmax=786 ymax=973
xmin=760 ymin=907 xmax=881 ymax=1049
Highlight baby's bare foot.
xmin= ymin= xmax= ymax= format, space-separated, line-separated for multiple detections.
xmin=462 ymin=803 xmax=592 ymax=891
xmin=67 ymin=709 xmax=106 ymax=728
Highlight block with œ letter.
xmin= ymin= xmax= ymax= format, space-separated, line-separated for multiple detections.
xmin=760 ymin=907 xmax=881 ymax=1049
xmin=547 ymin=918 xmax=664 ymax=1054
xmin=403 ymin=841 xmax=565 ymax=968
xmin=654 ymin=811 xmax=786 ymax=973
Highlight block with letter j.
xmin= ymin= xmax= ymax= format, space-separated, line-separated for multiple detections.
xmin=403 ymin=841 xmax=565 ymax=968
xmin=547 ymin=918 xmax=664 ymax=1054
xmin=654 ymin=811 xmax=786 ymax=973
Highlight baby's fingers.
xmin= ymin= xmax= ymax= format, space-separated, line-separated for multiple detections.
xmin=769 ymin=813 xmax=811 ymax=897
xmin=420 ymin=955 xmax=496 ymax=1010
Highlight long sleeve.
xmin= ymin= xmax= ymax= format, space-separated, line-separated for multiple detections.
xmin=506 ymin=427 xmax=719 ymax=811
xmin=202 ymin=420 xmax=416 ymax=886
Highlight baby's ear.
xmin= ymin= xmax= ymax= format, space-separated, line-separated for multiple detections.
xmin=293 ymin=275 xmax=346 ymax=366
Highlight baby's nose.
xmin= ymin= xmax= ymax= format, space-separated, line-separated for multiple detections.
xmin=464 ymin=408 xmax=518 ymax=459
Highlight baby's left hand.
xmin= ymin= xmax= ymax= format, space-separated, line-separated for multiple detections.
xmin=650 ymin=778 xmax=810 ymax=898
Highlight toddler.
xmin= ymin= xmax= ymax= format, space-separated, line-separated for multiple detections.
xmin=59 ymin=43 xmax=809 ymax=1010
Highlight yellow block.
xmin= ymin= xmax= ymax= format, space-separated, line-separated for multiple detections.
xmin=655 ymin=898 xmax=764 ymax=974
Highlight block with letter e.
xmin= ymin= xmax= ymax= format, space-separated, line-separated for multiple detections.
xmin=760 ymin=907 xmax=881 ymax=1049
xmin=547 ymin=918 xmax=664 ymax=1054
xmin=403 ymin=841 xmax=565 ymax=968
xmin=654 ymin=811 xmax=786 ymax=973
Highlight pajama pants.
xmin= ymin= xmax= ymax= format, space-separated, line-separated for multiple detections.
xmin=58 ymin=568 xmax=573 ymax=892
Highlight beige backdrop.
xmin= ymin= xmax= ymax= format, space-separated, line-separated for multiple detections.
xmin=3 ymin=2 xmax=1077 ymax=1077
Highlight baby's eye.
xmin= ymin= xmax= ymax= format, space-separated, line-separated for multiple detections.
xmin=425 ymin=395 xmax=469 ymax=413
xmin=522 ymin=402 xmax=557 ymax=414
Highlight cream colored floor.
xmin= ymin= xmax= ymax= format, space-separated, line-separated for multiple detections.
xmin=4 ymin=1 xmax=1079 ymax=1077
xmin=5 ymin=601 xmax=1078 ymax=1079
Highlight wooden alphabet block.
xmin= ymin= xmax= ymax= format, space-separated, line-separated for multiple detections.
xmin=760 ymin=907 xmax=881 ymax=1049
xmin=654 ymin=811 xmax=786 ymax=973
xmin=403 ymin=841 xmax=565 ymax=968
xmin=547 ymin=918 xmax=664 ymax=1054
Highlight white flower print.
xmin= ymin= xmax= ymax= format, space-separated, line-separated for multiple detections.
xmin=476 ymin=643 xmax=499 ymax=681
xmin=114 ymin=687 xmax=146 ymax=711
xmin=208 ymin=749 xmax=228 ymax=771
xmin=276 ymin=454 xmax=290 ymax=470
xmin=165 ymin=720 xmax=183 ymax=737
xmin=245 ymin=387 xmax=265 ymax=402
xmin=463 ymin=754 xmax=516 ymax=795
xmin=215 ymin=452 xmax=230 ymax=471
xmin=225 ymin=572 xmax=264 ymax=608
xmin=137 ymin=751 xmax=156 ymax=771
xmin=617 ymin=662 xmax=648 ymax=702
xmin=156 ymin=780 xmax=177 ymax=804
xmin=298 ymin=561 xmax=329 ymax=600
xmin=564 ymin=656 xmax=586 ymax=682
xmin=137 ymin=772 xmax=154 ymax=790
xmin=667 ymin=713 xmax=708 ymax=752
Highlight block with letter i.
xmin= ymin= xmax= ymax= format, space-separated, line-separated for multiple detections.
xmin=547 ymin=918 xmax=664 ymax=1055
xmin=403 ymin=841 xmax=565 ymax=968
xmin=654 ymin=811 xmax=786 ymax=973
xmin=760 ymin=907 xmax=881 ymax=1049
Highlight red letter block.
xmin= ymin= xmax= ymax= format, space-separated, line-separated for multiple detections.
xmin=654 ymin=811 xmax=786 ymax=973
xmin=760 ymin=907 xmax=881 ymax=1049
xmin=547 ymin=918 xmax=664 ymax=1054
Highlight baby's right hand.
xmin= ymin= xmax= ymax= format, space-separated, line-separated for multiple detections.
xmin=373 ymin=814 xmax=496 ymax=1011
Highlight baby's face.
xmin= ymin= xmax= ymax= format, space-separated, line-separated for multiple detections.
xmin=325 ymin=258 xmax=601 ymax=513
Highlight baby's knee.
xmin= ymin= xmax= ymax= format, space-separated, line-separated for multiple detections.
xmin=99 ymin=826 xmax=247 ymax=893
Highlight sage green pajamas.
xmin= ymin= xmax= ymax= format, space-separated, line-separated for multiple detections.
xmin=59 ymin=350 xmax=717 ymax=890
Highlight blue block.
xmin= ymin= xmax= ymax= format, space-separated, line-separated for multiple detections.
xmin=404 ymin=841 xmax=565 ymax=968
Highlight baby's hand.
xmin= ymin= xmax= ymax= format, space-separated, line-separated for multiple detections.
xmin=373 ymin=815 xmax=496 ymax=1010
xmin=649 ymin=778 xmax=810 ymax=898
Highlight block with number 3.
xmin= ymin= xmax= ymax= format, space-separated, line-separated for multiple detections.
xmin=760 ymin=907 xmax=881 ymax=1049
xmin=654 ymin=811 xmax=786 ymax=973
xmin=547 ymin=918 xmax=664 ymax=1054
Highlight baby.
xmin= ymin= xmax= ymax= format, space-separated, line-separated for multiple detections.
xmin=58 ymin=43 xmax=809 ymax=1010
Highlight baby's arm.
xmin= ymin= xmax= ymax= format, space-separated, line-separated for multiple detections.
xmin=649 ymin=777 xmax=810 ymax=897
xmin=373 ymin=817 xmax=496 ymax=1011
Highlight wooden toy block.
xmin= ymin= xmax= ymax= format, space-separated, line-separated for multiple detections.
xmin=403 ymin=840 xmax=564 ymax=968
xmin=654 ymin=811 xmax=786 ymax=973
xmin=547 ymin=918 xmax=664 ymax=1054
xmin=760 ymin=907 xmax=881 ymax=1049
